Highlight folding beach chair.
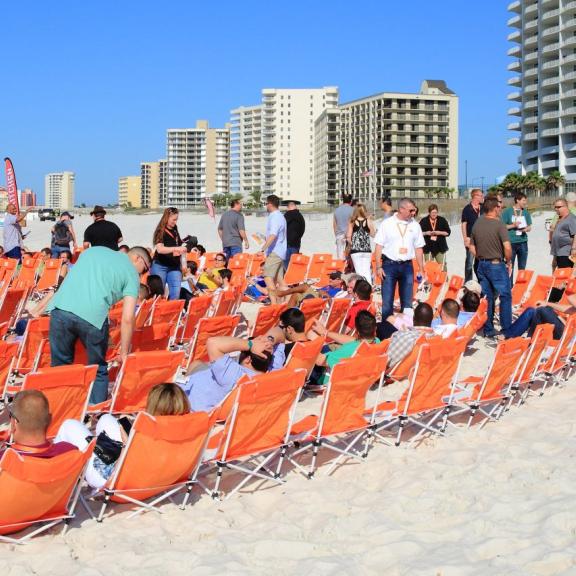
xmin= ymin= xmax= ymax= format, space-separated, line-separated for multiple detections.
xmin=185 ymin=314 xmax=240 ymax=366
xmin=456 ymin=298 xmax=488 ymax=340
xmin=134 ymin=297 xmax=156 ymax=330
xmin=148 ymin=299 xmax=184 ymax=330
xmin=420 ymin=271 xmax=447 ymax=309
xmin=13 ymin=258 xmax=40 ymax=290
xmin=177 ymin=295 xmax=213 ymax=345
xmin=511 ymin=269 xmax=534 ymax=308
xmin=20 ymin=365 xmax=98 ymax=438
xmin=283 ymin=254 xmax=310 ymax=285
xmin=0 ymin=258 xmax=18 ymax=289
xmin=0 ymin=442 xmax=94 ymax=544
xmin=248 ymin=253 xmax=266 ymax=277
xmin=355 ymin=339 xmax=390 ymax=357
xmin=87 ymin=411 xmax=212 ymax=521
xmin=306 ymin=254 xmax=332 ymax=282
xmin=90 ymin=350 xmax=185 ymax=414
xmin=250 ymin=303 xmax=288 ymax=338
xmin=369 ymin=336 xmax=467 ymax=447
xmin=324 ymin=298 xmax=352 ymax=335
xmin=289 ymin=355 xmax=387 ymax=478
xmin=316 ymin=259 xmax=347 ymax=288
xmin=227 ymin=257 xmax=249 ymax=282
xmin=0 ymin=288 xmax=29 ymax=328
xmin=131 ymin=322 xmax=174 ymax=352
xmin=451 ymin=337 xmax=529 ymax=429
xmin=300 ymin=297 xmax=327 ymax=333
xmin=386 ymin=335 xmax=428 ymax=382
xmin=516 ymin=274 xmax=553 ymax=313
xmin=31 ymin=338 xmax=90 ymax=373
xmin=15 ymin=316 xmax=51 ymax=374
xmin=285 ymin=337 xmax=326 ymax=380
xmin=210 ymin=367 xmax=307 ymax=499
xmin=443 ymin=275 xmax=464 ymax=301
xmin=35 ymin=259 xmax=62 ymax=293
xmin=0 ymin=342 xmax=20 ymax=402
xmin=211 ymin=289 xmax=237 ymax=317
xmin=558 ymin=277 xmax=576 ymax=308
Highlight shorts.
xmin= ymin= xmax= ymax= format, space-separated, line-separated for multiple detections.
xmin=263 ymin=253 xmax=285 ymax=281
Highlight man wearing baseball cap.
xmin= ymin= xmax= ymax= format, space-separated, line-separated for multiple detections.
xmin=83 ymin=205 xmax=123 ymax=251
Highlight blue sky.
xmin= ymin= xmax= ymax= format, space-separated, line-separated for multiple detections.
xmin=2 ymin=0 xmax=516 ymax=205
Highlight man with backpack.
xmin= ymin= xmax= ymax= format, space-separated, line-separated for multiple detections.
xmin=51 ymin=212 xmax=77 ymax=258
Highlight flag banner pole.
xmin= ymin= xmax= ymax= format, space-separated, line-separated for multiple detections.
xmin=4 ymin=157 xmax=20 ymax=213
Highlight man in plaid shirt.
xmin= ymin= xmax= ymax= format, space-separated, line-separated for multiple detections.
xmin=387 ymin=303 xmax=434 ymax=368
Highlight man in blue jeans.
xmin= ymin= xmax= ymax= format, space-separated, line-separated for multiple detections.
xmin=48 ymin=246 xmax=151 ymax=404
xmin=218 ymin=199 xmax=249 ymax=261
xmin=374 ymin=198 xmax=426 ymax=320
xmin=469 ymin=196 xmax=512 ymax=338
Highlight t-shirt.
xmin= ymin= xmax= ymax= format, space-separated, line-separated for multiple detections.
xmin=374 ymin=215 xmax=425 ymax=261
xmin=345 ymin=300 xmax=372 ymax=330
xmin=3 ymin=213 xmax=22 ymax=252
xmin=218 ymin=210 xmax=245 ymax=248
xmin=0 ymin=440 xmax=77 ymax=460
xmin=551 ymin=214 xmax=576 ymax=257
xmin=285 ymin=210 xmax=306 ymax=249
xmin=501 ymin=207 xmax=532 ymax=244
xmin=334 ymin=204 xmax=353 ymax=236
xmin=153 ymin=225 xmax=182 ymax=269
xmin=84 ymin=219 xmax=123 ymax=251
xmin=265 ymin=210 xmax=287 ymax=259
xmin=319 ymin=338 xmax=380 ymax=384
xmin=48 ymin=247 xmax=140 ymax=329
xmin=469 ymin=216 xmax=509 ymax=260
xmin=461 ymin=203 xmax=482 ymax=238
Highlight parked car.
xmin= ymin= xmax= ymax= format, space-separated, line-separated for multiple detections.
xmin=39 ymin=208 xmax=56 ymax=221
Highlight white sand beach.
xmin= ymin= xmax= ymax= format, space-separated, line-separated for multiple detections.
xmin=2 ymin=208 xmax=575 ymax=575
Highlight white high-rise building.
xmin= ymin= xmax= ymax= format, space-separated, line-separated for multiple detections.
xmin=45 ymin=172 xmax=75 ymax=210
xmin=166 ymin=121 xmax=229 ymax=208
xmin=230 ymin=87 xmax=339 ymax=204
xmin=507 ymin=0 xmax=576 ymax=187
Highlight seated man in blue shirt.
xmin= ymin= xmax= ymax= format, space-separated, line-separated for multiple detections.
xmin=180 ymin=335 xmax=274 ymax=413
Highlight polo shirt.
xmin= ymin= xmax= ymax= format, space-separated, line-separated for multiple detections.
xmin=265 ymin=210 xmax=287 ymax=259
xmin=374 ymin=215 xmax=425 ymax=261
xmin=48 ymin=247 xmax=139 ymax=329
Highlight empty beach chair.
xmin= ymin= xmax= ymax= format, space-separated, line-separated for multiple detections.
xmin=177 ymin=295 xmax=213 ymax=345
xmin=324 ymin=298 xmax=352 ymax=335
xmin=0 ymin=288 xmax=29 ymax=328
xmin=283 ymin=254 xmax=310 ymax=285
xmin=211 ymin=290 xmax=237 ymax=317
xmin=443 ymin=275 xmax=464 ymax=301
xmin=511 ymin=269 xmax=534 ymax=308
xmin=316 ymin=259 xmax=347 ymax=288
xmin=15 ymin=316 xmax=51 ymax=374
xmin=134 ymin=297 xmax=156 ymax=330
xmin=131 ymin=322 xmax=174 ymax=353
xmin=149 ymin=299 xmax=184 ymax=328
xmin=306 ymin=254 xmax=332 ymax=281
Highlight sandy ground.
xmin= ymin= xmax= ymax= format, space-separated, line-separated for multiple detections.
xmin=2 ymin=208 xmax=575 ymax=575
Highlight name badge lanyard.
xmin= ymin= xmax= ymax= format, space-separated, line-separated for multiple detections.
xmin=397 ymin=222 xmax=409 ymax=256
xmin=430 ymin=218 xmax=438 ymax=242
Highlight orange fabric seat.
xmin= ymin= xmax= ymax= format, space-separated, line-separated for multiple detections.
xmin=250 ymin=303 xmax=287 ymax=338
xmin=186 ymin=315 xmax=240 ymax=366
xmin=300 ymin=297 xmax=327 ymax=333
xmin=284 ymin=254 xmax=310 ymax=285
xmin=177 ymin=295 xmax=213 ymax=344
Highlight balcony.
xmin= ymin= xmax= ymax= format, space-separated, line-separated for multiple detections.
xmin=508 ymin=45 xmax=521 ymax=57
xmin=525 ymin=67 xmax=538 ymax=77
xmin=541 ymin=110 xmax=559 ymax=120
xmin=562 ymin=70 xmax=576 ymax=81
xmin=563 ymin=124 xmax=576 ymax=133
xmin=542 ymin=93 xmax=560 ymax=103
xmin=542 ymin=8 xmax=560 ymax=20
xmin=524 ymin=82 xmax=538 ymax=93
xmin=562 ymin=18 xmax=576 ymax=32
xmin=563 ymin=53 xmax=576 ymax=64
xmin=541 ymin=127 xmax=560 ymax=136
xmin=524 ymin=115 xmax=538 ymax=124
xmin=525 ymin=50 xmax=538 ymax=62
xmin=508 ymin=106 xmax=521 ymax=115
xmin=564 ymin=107 xmax=576 ymax=115
xmin=542 ymin=59 xmax=560 ymax=69
xmin=507 ymin=122 xmax=521 ymax=130
xmin=508 ymin=137 xmax=521 ymax=145
xmin=542 ymin=75 xmax=560 ymax=86
xmin=507 ymin=0 xmax=521 ymax=12
xmin=543 ymin=42 xmax=561 ymax=53
xmin=562 ymin=36 xmax=576 ymax=48
xmin=525 ymin=133 xmax=538 ymax=141
xmin=508 ymin=30 xmax=521 ymax=42
xmin=508 ymin=60 xmax=521 ymax=71
xmin=524 ymin=34 xmax=538 ymax=47
xmin=508 ymin=91 xmax=522 ymax=101
xmin=508 ymin=76 xmax=522 ymax=86
xmin=562 ymin=89 xmax=576 ymax=98
xmin=525 ymin=3 xmax=537 ymax=14
xmin=507 ymin=14 xmax=521 ymax=27
xmin=542 ymin=25 xmax=560 ymax=38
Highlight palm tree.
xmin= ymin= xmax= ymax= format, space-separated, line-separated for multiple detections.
xmin=249 ymin=187 xmax=263 ymax=207
xmin=545 ymin=170 xmax=565 ymax=195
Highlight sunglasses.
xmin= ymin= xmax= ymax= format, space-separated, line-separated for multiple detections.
xmin=278 ymin=324 xmax=287 ymax=330
xmin=138 ymin=256 xmax=150 ymax=273
xmin=554 ymin=205 xmax=564 ymax=209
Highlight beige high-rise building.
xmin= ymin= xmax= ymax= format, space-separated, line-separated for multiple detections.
xmin=330 ymin=80 xmax=458 ymax=205
xmin=166 ymin=120 xmax=229 ymax=208
xmin=230 ymin=87 xmax=339 ymax=204
xmin=507 ymin=0 xmax=576 ymax=188
xmin=141 ymin=161 xmax=161 ymax=209
xmin=314 ymin=108 xmax=342 ymax=206
xmin=118 ymin=176 xmax=142 ymax=208
xmin=45 ymin=172 xmax=75 ymax=210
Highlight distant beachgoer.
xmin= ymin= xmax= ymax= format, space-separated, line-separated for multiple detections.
xmin=218 ymin=199 xmax=249 ymax=261
xmin=461 ymin=189 xmax=483 ymax=282
xmin=420 ymin=204 xmax=451 ymax=271
xmin=283 ymin=199 xmax=306 ymax=268
xmin=48 ymin=246 xmax=151 ymax=404
xmin=83 ymin=205 xmax=123 ymax=251
xmin=150 ymin=207 xmax=187 ymax=300
xmin=346 ymin=203 xmax=375 ymax=283
xmin=51 ymin=211 xmax=77 ymax=258
xmin=3 ymin=203 xmax=27 ymax=261
xmin=333 ymin=195 xmax=354 ymax=259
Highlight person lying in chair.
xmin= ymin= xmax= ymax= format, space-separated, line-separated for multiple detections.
xmin=180 ymin=336 xmax=274 ymax=413
xmin=267 ymin=307 xmax=310 ymax=369
xmin=432 ymin=298 xmax=460 ymax=338
xmin=0 ymin=390 xmax=77 ymax=459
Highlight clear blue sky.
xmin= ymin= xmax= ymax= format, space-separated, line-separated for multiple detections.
xmin=2 ymin=0 xmax=516 ymax=205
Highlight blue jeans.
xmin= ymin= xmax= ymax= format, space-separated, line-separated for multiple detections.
xmin=464 ymin=248 xmax=478 ymax=283
xmin=223 ymin=245 xmax=242 ymax=261
xmin=285 ymin=246 xmax=300 ymax=269
xmin=510 ymin=242 xmax=528 ymax=283
xmin=505 ymin=306 xmax=565 ymax=340
xmin=49 ymin=308 xmax=110 ymax=404
xmin=381 ymin=259 xmax=413 ymax=319
xmin=476 ymin=260 xmax=512 ymax=337
xmin=5 ymin=246 xmax=21 ymax=262
xmin=51 ymin=245 xmax=70 ymax=258
xmin=150 ymin=262 xmax=182 ymax=300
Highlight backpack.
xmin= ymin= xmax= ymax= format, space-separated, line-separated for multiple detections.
xmin=350 ymin=220 xmax=371 ymax=253
xmin=53 ymin=221 xmax=72 ymax=246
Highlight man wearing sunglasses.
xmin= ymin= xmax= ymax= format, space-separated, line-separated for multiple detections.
xmin=47 ymin=246 xmax=152 ymax=405
xmin=374 ymin=197 xmax=426 ymax=320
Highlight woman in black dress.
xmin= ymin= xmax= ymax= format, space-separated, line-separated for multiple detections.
xmin=419 ymin=204 xmax=451 ymax=271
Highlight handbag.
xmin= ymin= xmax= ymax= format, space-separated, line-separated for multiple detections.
xmin=93 ymin=431 xmax=124 ymax=465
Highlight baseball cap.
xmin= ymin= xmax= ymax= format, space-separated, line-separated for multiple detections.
xmin=463 ymin=280 xmax=482 ymax=295
xmin=329 ymin=271 xmax=342 ymax=280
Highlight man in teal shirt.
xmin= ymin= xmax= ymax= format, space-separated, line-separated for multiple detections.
xmin=501 ymin=192 xmax=532 ymax=283
xmin=48 ymin=246 xmax=151 ymax=404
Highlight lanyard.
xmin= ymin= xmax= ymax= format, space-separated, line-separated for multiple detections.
xmin=396 ymin=222 xmax=409 ymax=244
xmin=429 ymin=218 xmax=437 ymax=232
xmin=164 ymin=227 xmax=179 ymax=242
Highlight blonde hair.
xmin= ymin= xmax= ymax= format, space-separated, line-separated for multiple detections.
xmin=350 ymin=203 xmax=368 ymax=223
xmin=146 ymin=383 xmax=190 ymax=416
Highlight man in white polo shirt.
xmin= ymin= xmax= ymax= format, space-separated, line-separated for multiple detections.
xmin=374 ymin=197 xmax=426 ymax=319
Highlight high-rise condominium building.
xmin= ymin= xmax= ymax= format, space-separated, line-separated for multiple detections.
xmin=20 ymin=188 xmax=37 ymax=208
xmin=141 ymin=161 xmax=163 ymax=209
xmin=118 ymin=176 xmax=142 ymax=208
xmin=230 ymin=87 xmax=339 ymax=204
xmin=45 ymin=172 xmax=75 ymax=210
xmin=319 ymin=80 xmax=458 ymax=206
xmin=166 ymin=120 xmax=229 ymax=208
xmin=507 ymin=0 xmax=576 ymax=188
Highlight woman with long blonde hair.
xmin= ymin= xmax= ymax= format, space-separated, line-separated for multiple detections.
xmin=150 ymin=207 xmax=187 ymax=300
xmin=346 ymin=203 xmax=375 ymax=283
